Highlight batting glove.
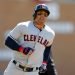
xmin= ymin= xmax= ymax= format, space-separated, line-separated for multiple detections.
xmin=18 ymin=46 xmax=34 ymax=55
xmin=39 ymin=62 xmax=47 ymax=74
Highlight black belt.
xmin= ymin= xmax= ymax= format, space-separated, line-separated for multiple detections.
xmin=13 ymin=60 xmax=39 ymax=72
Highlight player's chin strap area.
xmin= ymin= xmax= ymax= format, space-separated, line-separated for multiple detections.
xmin=12 ymin=60 xmax=39 ymax=72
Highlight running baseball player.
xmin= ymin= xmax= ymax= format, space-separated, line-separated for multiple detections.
xmin=4 ymin=4 xmax=57 ymax=75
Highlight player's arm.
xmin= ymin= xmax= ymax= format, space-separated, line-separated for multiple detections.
xmin=39 ymin=45 xmax=57 ymax=75
xmin=42 ymin=29 xmax=55 ymax=63
xmin=39 ymin=45 xmax=51 ymax=74
xmin=43 ymin=45 xmax=52 ymax=64
xmin=5 ymin=35 xmax=22 ymax=51
xmin=5 ymin=36 xmax=33 ymax=55
xmin=43 ymin=27 xmax=55 ymax=64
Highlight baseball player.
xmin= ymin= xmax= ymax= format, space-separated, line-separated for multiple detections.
xmin=4 ymin=4 xmax=57 ymax=75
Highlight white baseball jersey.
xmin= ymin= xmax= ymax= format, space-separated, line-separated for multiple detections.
xmin=8 ymin=21 xmax=55 ymax=67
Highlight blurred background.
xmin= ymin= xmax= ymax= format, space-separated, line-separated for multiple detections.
xmin=0 ymin=0 xmax=75 ymax=75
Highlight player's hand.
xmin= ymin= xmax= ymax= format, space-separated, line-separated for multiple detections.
xmin=39 ymin=62 xmax=47 ymax=74
xmin=23 ymin=47 xmax=34 ymax=55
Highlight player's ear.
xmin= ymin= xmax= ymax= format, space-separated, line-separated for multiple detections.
xmin=33 ymin=13 xmax=37 ymax=20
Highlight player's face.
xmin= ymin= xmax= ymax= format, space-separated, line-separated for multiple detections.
xmin=34 ymin=10 xmax=48 ymax=25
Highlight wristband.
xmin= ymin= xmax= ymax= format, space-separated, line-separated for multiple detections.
xmin=18 ymin=46 xmax=24 ymax=53
xmin=42 ymin=61 xmax=47 ymax=65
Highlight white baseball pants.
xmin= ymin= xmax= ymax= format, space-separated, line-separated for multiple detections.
xmin=4 ymin=60 xmax=39 ymax=75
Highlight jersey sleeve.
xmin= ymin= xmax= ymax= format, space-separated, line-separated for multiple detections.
xmin=47 ymin=29 xmax=55 ymax=46
xmin=8 ymin=23 xmax=24 ymax=39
